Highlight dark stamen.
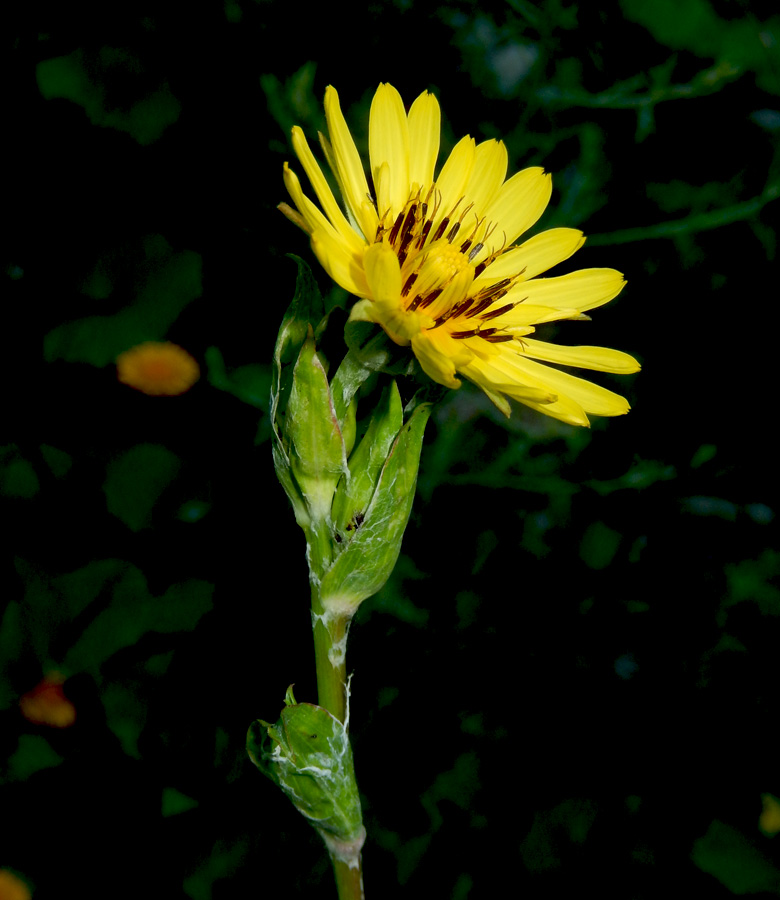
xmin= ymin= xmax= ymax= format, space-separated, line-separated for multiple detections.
xmin=431 ymin=217 xmax=449 ymax=242
xmin=479 ymin=302 xmax=515 ymax=322
xmin=416 ymin=287 xmax=443 ymax=310
xmin=388 ymin=211 xmax=406 ymax=246
xmin=402 ymin=272 xmax=419 ymax=297
xmin=418 ymin=219 xmax=433 ymax=246
xmin=399 ymin=204 xmax=418 ymax=244
xmin=450 ymin=328 xmax=479 ymax=340
xmin=481 ymin=332 xmax=514 ymax=343
xmin=468 ymin=242 xmax=484 ymax=263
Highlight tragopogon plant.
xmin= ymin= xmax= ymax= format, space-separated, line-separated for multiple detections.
xmin=248 ymin=83 xmax=639 ymax=900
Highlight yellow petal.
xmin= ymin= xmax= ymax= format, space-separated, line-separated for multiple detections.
xmin=408 ymin=90 xmax=441 ymax=191
xmin=505 ymin=268 xmax=626 ymax=312
xmin=433 ymin=135 xmax=476 ymax=231
xmin=479 ymin=384 xmax=512 ymax=417
xmin=491 ymin=303 xmax=581 ymax=327
xmin=510 ymin=393 xmax=591 ymax=426
xmin=369 ymin=83 xmax=410 ymax=221
xmin=520 ymin=339 xmax=641 ymax=373
xmin=475 ymin=227 xmax=586 ymax=284
xmin=463 ymin=140 xmax=508 ymax=219
xmin=458 ymin=348 xmax=555 ymax=401
xmin=324 ymin=86 xmax=379 ymax=241
xmin=362 ymin=242 xmax=428 ymax=344
xmin=363 ymin=240 xmax=402 ymax=306
xmin=461 ymin=352 xmax=590 ymax=424
xmin=311 ymin=228 xmax=370 ymax=298
xmin=283 ymin=163 xmax=339 ymax=237
xmin=505 ymin=353 xmax=632 ymax=416
xmin=412 ymin=329 xmax=473 ymax=388
xmin=291 ymin=127 xmax=365 ymax=253
xmin=483 ymin=167 xmax=552 ymax=248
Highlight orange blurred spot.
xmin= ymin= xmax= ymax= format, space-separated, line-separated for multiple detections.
xmin=0 ymin=869 xmax=32 ymax=900
xmin=760 ymin=793 xmax=780 ymax=836
xmin=19 ymin=672 xmax=76 ymax=728
xmin=116 ymin=341 xmax=200 ymax=396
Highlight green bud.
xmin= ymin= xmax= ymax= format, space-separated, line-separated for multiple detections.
xmin=286 ymin=333 xmax=349 ymax=523
xmin=320 ymin=400 xmax=432 ymax=612
xmin=331 ymin=381 xmax=403 ymax=537
xmin=271 ymin=257 xmax=327 ymax=529
xmin=272 ymin=257 xmax=432 ymax=610
xmin=247 ymin=686 xmax=365 ymax=863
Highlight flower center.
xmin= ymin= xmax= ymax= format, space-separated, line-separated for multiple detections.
xmin=375 ymin=187 xmax=507 ymax=314
xmin=423 ymin=245 xmax=467 ymax=282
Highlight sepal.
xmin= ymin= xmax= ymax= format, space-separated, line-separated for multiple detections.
xmin=247 ymin=686 xmax=365 ymax=855
xmin=319 ymin=401 xmax=432 ymax=611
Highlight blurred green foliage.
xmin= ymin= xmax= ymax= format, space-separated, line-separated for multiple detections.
xmin=4 ymin=0 xmax=780 ymax=897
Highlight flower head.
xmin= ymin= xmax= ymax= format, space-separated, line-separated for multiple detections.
xmin=0 ymin=869 xmax=32 ymax=900
xmin=116 ymin=341 xmax=199 ymax=396
xmin=19 ymin=672 xmax=76 ymax=728
xmin=281 ymin=84 xmax=639 ymax=426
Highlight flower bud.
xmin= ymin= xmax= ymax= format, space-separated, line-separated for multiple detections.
xmin=247 ymin=686 xmax=365 ymax=863
xmin=272 ymin=257 xmax=431 ymax=610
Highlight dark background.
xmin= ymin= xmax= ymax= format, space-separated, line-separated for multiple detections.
xmin=3 ymin=0 xmax=780 ymax=897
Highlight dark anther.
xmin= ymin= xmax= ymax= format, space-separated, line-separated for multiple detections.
xmin=431 ymin=216 xmax=450 ymax=243
xmin=450 ymin=328 xmax=480 ymax=339
xmin=388 ymin=211 xmax=406 ymax=246
xmin=479 ymin=302 xmax=515 ymax=322
xmin=402 ymin=272 xmax=419 ymax=297
xmin=468 ymin=242 xmax=484 ymax=263
xmin=446 ymin=222 xmax=461 ymax=243
xmin=416 ymin=287 xmax=442 ymax=310
xmin=400 ymin=205 xmax=418 ymax=243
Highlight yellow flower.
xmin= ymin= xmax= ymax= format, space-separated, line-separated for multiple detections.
xmin=19 ymin=672 xmax=76 ymax=728
xmin=281 ymin=84 xmax=640 ymax=426
xmin=0 ymin=869 xmax=32 ymax=900
xmin=760 ymin=793 xmax=780 ymax=836
xmin=116 ymin=341 xmax=199 ymax=396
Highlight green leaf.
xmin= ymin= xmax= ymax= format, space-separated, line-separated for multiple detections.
xmin=0 ymin=446 xmax=40 ymax=498
xmin=64 ymin=573 xmax=213 ymax=674
xmin=103 ymin=443 xmax=181 ymax=531
xmin=182 ymin=838 xmax=249 ymax=900
xmin=40 ymin=444 xmax=73 ymax=478
xmin=36 ymin=49 xmax=180 ymax=144
xmin=204 ymin=346 xmax=270 ymax=410
xmin=101 ymin=680 xmax=147 ymax=759
xmin=162 ymin=787 xmax=199 ymax=817
xmin=2 ymin=735 xmax=64 ymax=784
xmin=691 ymin=819 xmax=780 ymax=894
xmin=579 ymin=521 xmax=621 ymax=570
xmin=44 ymin=237 xmax=202 ymax=366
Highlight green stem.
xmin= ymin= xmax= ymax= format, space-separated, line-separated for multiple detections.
xmin=311 ymin=585 xmax=364 ymax=900
xmin=311 ymin=590 xmax=350 ymax=724
xmin=332 ymin=858 xmax=365 ymax=900
xmin=587 ymin=182 xmax=780 ymax=246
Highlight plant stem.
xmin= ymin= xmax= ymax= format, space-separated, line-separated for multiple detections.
xmin=332 ymin=859 xmax=364 ymax=900
xmin=311 ymin=586 xmax=365 ymax=900
xmin=311 ymin=591 xmax=350 ymax=725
